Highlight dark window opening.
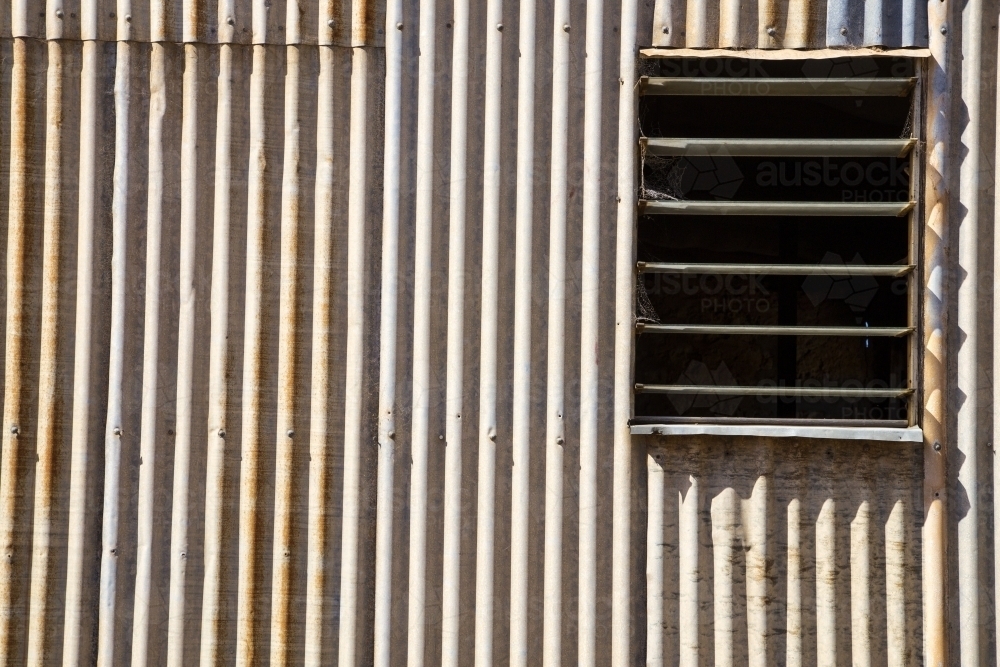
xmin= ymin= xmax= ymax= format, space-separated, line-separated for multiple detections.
xmin=633 ymin=57 xmax=920 ymax=425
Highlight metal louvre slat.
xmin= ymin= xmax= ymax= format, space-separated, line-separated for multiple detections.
xmin=637 ymin=262 xmax=914 ymax=276
xmin=634 ymin=384 xmax=914 ymax=397
xmin=636 ymin=323 xmax=914 ymax=336
xmin=640 ymin=76 xmax=918 ymax=96
xmin=641 ymin=137 xmax=917 ymax=157
xmin=639 ymin=200 xmax=915 ymax=216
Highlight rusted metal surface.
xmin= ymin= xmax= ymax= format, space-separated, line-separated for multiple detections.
xmin=0 ymin=0 xmax=990 ymax=664
xmin=0 ymin=35 xmax=30 ymax=667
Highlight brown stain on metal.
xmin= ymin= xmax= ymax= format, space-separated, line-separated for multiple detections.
xmin=353 ymin=0 xmax=372 ymax=45
xmin=758 ymin=0 xmax=781 ymax=47
xmin=25 ymin=38 xmax=62 ymax=667
xmin=186 ymin=0 xmax=202 ymax=41
xmin=0 ymin=36 xmax=30 ymax=663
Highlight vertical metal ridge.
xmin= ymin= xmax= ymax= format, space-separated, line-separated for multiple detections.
xmin=744 ymin=474 xmax=769 ymax=666
xmin=199 ymin=41 xmax=233 ymax=667
xmin=473 ymin=0 xmax=504 ymax=663
xmin=815 ymin=498 xmax=837 ymax=667
xmin=850 ymin=496 xmax=872 ymax=667
xmin=303 ymin=43 xmax=335 ymax=667
xmin=678 ymin=474 xmax=700 ymax=667
xmin=784 ymin=0 xmax=813 ymax=47
xmin=130 ymin=41 xmax=166 ymax=667
xmin=115 ymin=0 xmax=133 ymax=41
xmin=0 ymin=36 xmax=30 ymax=664
xmin=373 ymin=0 xmax=403 ymax=660
xmin=956 ymin=0 xmax=983 ymax=662
xmin=711 ymin=488 xmax=738 ymax=667
xmin=62 ymin=37 xmax=98 ymax=667
xmin=645 ymin=455 xmax=665 ymax=666
xmin=719 ymin=0 xmax=740 ymax=47
xmin=785 ymin=497 xmax=802 ymax=667
xmin=684 ymin=0 xmax=709 ymax=47
xmin=24 ymin=38 xmax=62 ymax=667
xmin=508 ymin=0 xmax=536 ymax=659
xmin=863 ymin=0 xmax=884 ymax=45
xmin=578 ymin=0 xmax=603 ymax=661
xmin=151 ymin=0 xmax=168 ymax=42
xmin=411 ymin=0 xmax=436 ymax=662
xmin=236 ymin=42 xmax=269 ymax=667
xmin=885 ymin=498 xmax=907 ymax=665
xmin=11 ymin=0 xmax=27 ymax=36
xmin=95 ymin=37 xmax=131 ymax=667
xmin=612 ymin=0 xmax=638 ymax=661
xmin=826 ymin=0 xmax=851 ymax=45
xmin=439 ymin=0 xmax=470 ymax=664
xmin=337 ymin=43 xmax=370 ymax=667
xmin=165 ymin=42 xmax=200 ymax=667
xmin=184 ymin=0 xmax=200 ymax=42
xmin=994 ymin=15 xmax=1000 ymax=667
xmin=542 ymin=0 xmax=569 ymax=661
xmin=923 ymin=0 xmax=951 ymax=662
xmin=757 ymin=0 xmax=781 ymax=47
xmin=269 ymin=42 xmax=301 ymax=667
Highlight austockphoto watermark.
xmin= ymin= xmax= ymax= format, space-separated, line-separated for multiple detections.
xmin=643 ymin=272 xmax=771 ymax=313
xmin=756 ymin=158 xmax=909 ymax=202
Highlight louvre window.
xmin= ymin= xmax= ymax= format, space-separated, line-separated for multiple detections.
xmin=633 ymin=57 xmax=921 ymax=426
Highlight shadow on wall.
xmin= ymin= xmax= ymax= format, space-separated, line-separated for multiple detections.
xmin=644 ymin=436 xmax=923 ymax=665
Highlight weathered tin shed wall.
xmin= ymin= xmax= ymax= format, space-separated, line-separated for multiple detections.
xmin=0 ymin=0 xmax=994 ymax=665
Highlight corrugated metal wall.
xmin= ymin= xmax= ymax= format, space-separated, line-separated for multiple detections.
xmin=0 ymin=0 xmax=995 ymax=665
xmin=649 ymin=0 xmax=929 ymax=49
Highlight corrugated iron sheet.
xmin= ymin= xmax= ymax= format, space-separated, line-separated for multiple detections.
xmin=0 ymin=0 xmax=992 ymax=665
xmin=650 ymin=0 xmax=929 ymax=48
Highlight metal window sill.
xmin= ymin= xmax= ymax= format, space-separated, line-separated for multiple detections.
xmin=631 ymin=422 xmax=923 ymax=442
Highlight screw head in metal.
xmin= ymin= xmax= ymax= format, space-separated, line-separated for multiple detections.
xmin=286 ymin=429 xmax=295 ymax=438
xmin=489 ymin=432 xmax=497 ymax=441
xmin=661 ymin=25 xmax=669 ymax=33
xmin=934 ymin=441 xmax=942 ymax=451
xmin=125 ymin=14 xmax=132 ymax=21
xmin=556 ymin=436 xmax=564 ymax=445
xmin=9 ymin=426 xmax=17 ymax=436
xmin=218 ymin=429 xmax=226 ymax=438
xmin=327 ymin=18 xmax=335 ymax=27
xmin=396 ymin=21 xmax=404 ymax=30
xmin=497 ymin=23 xmax=503 ymax=31
xmin=388 ymin=430 xmax=395 ymax=439
xmin=564 ymin=23 xmax=571 ymax=32
xmin=227 ymin=16 xmax=235 ymax=25
xmin=446 ymin=21 xmax=453 ymax=28
xmin=840 ymin=26 xmax=848 ymax=35
xmin=766 ymin=26 xmax=776 ymax=36
xmin=439 ymin=434 xmax=444 ymax=440
xmin=940 ymin=25 xmax=947 ymax=34
xmin=55 ymin=9 xmax=64 ymax=18
xmin=113 ymin=427 xmax=121 ymax=436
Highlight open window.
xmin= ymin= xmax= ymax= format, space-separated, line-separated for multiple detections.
xmin=632 ymin=56 xmax=922 ymax=429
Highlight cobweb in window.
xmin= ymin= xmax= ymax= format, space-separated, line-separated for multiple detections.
xmin=636 ymin=276 xmax=660 ymax=323
xmin=900 ymin=100 xmax=914 ymax=139
xmin=641 ymin=143 xmax=686 ymax=201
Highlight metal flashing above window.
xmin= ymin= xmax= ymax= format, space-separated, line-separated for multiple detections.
xmin=631 ymin=422 xmax=924 ymax=442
